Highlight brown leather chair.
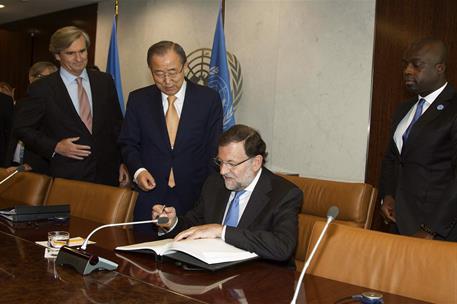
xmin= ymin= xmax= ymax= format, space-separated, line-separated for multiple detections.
xmin=306 ymin=222 xmax=457 ymax=304
xmin=0 ymin=168 xmax=52 ymax=208
xmin=278 ymin=174 xmax=377 ymax=270
xmin=44 ymin=178 xmax=137 ymax=224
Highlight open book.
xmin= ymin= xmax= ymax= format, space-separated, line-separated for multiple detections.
xmin=115 ymin=238 xmax=258 ymax=270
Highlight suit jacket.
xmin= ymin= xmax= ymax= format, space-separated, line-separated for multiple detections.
xmin=14 ymin=70 xmax=123 ymax=186
xmin=119 ymin=80 xmax=223 ymax=219
xmin=380 ymin=84 xmax=457 ymax=240
xmin=5 ymin=96 xmax=50 ymax=174
xmin=168 ymin=169 xmax=303 ymax=267
xmin=0 ymin=92 xmax=14 ymax=166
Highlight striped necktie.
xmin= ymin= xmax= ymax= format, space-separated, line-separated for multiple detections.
xmin=76 ymin=77 xmax=92 ymax=133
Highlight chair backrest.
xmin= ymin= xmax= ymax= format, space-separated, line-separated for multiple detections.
xmin=0 ymin=168 xmax=52 ymax=208
xmin=306 ymin=222 xmax=457 ymax=304
xmin=44 ymin=178 xmax=137 ymax=224
xmin=278 ymin=174 xmax=377 ymax=270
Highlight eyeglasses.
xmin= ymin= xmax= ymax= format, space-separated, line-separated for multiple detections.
xmin=213 ymin=157 xmax=252 ymax=169
xmin=152 ymin=65 xmax=184 ymax=80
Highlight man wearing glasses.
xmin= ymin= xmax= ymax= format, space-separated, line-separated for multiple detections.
xmin=152 ymin=125 xmax=303 ymax=266
xmin=119 ymin=41 xmax=223 ymax=221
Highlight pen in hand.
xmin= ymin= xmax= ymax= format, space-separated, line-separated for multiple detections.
xmin=155 ymin=205 xmax=169 ymax=225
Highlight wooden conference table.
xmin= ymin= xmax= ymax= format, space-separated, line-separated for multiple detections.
xmin=0 ymin=216 xmax=429 ymax=303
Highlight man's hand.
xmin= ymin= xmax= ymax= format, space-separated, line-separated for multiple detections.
xmin=6 ymin=163 xmax=32 ymax=173
xmin=137 ymin=170 xmax=156 ymax=191
xmin=55 ymin=137 xmax=91 ymax=160
xmin=174 ymin=224 xmax=223 ymax=241
xmin=152 ymin=204 xmax=176 ymax=229
xmin=412 ymin=230 xmax=434 ymax=240
xmin=118 ymin=163 xmax=130 ymax=187
xmin=381 ymin=195 xmax=396 ymax=223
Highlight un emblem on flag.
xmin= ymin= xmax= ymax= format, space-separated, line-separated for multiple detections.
xmin=185 ymin=48 xmax=243 ymax=111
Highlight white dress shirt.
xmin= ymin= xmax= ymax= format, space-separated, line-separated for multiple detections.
xmin=59 ymin=67 xmax=93 ymax=114
xmin=133 ymin=81 xmax=187 ymax=182
xmin=393 ymin=82 xmax=447 ymax=152
xmin=221 ymin=168 xmax=263 ymax=240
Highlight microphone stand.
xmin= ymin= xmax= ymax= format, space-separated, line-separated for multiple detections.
xmin=0 ymin=165 xmax=25 ymax=185
xmin=290 ymin=206 xmax=339 ymax=304
xmin=81 ymin=219 xmax=157 ymax=250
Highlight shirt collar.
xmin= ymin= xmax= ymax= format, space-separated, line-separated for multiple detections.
xmin=243 ymin=167 xmax=263 ymax=193
xmin=161 ymin=80 xmax=187 ymax=101
xmin=60 ymin=67 xmax=89 ymax=83
xmin=419 ymin=82 xmax=447 ymax=105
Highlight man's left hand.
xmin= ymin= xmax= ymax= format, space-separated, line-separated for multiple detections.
xmin=119 ymin=164 xmax=130 ymax=187
xmin=174 ymin=224 xmax=223 ymax=241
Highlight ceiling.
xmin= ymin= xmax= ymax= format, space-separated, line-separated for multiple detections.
xmin=0 ymin=0 xmax=99 ymax=25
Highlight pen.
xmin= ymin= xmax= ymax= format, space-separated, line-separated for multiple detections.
xmin=159 ymin=204 xmax=166 ymax=217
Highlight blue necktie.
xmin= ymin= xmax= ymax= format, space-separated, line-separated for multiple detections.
xmin=402 ymin=98 xmax=426 ymax=143
xmin=224 ymin=190 xmax=246 ymax=227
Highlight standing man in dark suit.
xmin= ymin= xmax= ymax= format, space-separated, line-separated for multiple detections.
xmin=119 ymin=41 xmax=223 ymax=220
xmin=14 ymin=26 xmax=128 ymax=186
xmin=0 ymin=91 xmax=14 ymax=166
xmin=380 ymin=38 xmax=457 ymax=241
xmin=152 ymin=125 xmax=303 ymax=266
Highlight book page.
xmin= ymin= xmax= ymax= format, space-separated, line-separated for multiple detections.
xmin=167 ymin=239 xmax=258 ymax=264
xmin=115 ymin=238 xmax=174 ymax=256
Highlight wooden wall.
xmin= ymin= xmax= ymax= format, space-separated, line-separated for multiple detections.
xmin=366 ymin=0 xmax=457 ymax=230
xmin=0 ymin=4 xmax=97 ymax=99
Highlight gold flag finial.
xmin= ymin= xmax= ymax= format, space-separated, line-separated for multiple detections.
xmin=115 ymin=0 xmax=119 ymax=16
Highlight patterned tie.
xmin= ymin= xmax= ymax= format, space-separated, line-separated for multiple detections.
xmin=76 ymin=77 xmax=92 ymax=133
xmin=166 ymin=95 xmax=179 ymax=188
xmin=224 ymin=190 xmax=246 ymax=227
xmin=402 ymin=98 xmax=426 ymax=143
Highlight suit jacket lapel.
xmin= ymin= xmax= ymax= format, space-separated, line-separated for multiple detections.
xmin=237 ymin=169 xmax=272 ymax=228
xmin=403 ymin=85 xmax=456 ymax=154
xmin=54 ymin=73 xmax=88 ymax=131
xmin=214 ymin=186 xmax=231 ymax=223
xmin=173 ymin=80 xmax=192 ymax=151
xmin=148 ymin=86 xmax=170 ymax=151
xmin=87 ymin=71 xmax=100 ymax=135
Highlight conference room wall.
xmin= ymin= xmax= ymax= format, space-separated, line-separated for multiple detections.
xmin=95 ymin=0 xmax=375 ymax=182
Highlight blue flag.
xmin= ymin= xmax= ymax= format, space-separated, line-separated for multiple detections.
xmin=208 ymin=2 xmax=234 ymax=131
xmin=107 ymin=16 xmax=125 ymax=115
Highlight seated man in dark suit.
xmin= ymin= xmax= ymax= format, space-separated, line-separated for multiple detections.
xmin=152 ymin=125 xmax=303 ymax=266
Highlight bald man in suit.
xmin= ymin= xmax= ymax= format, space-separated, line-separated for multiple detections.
xmin=380 ymin=38 xmax=457 ymax=241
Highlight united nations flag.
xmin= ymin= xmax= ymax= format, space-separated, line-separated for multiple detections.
xmin=208 ymin=1 xmax=235 ymax=131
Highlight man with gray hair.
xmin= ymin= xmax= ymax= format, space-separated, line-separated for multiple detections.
xmin=152 ymin=124 xmax=302 ymax=267
xmin=14 ymin=26 xmax=128 ymax=186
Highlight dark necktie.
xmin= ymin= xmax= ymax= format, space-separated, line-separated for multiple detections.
xmin=76 ymin=77 xmax=92 ymax=133
xmin=224 ymin=190 xmax=246 ymax=227
xmin=402 ymin=98 xmax=426 ymax=143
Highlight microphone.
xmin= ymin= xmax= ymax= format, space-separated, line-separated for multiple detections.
xmin=81 ymin=217 xmax=168 ymax=250
xmin=56 ymin=217 xmax=169 ymax=275
xmin=0 ymin=165 xmax=26 ymax=185
xmin=290 ymin=206 xmax=339 ymax=304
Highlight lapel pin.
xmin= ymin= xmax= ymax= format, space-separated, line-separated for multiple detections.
xmin=437 ymin=104 xmax=444 ymax=110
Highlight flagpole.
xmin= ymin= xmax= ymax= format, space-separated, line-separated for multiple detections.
xmin=222 ymin=0 xmax=225 ymax=28
xmin=115 ymin=0 xmax=119 ymax=23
